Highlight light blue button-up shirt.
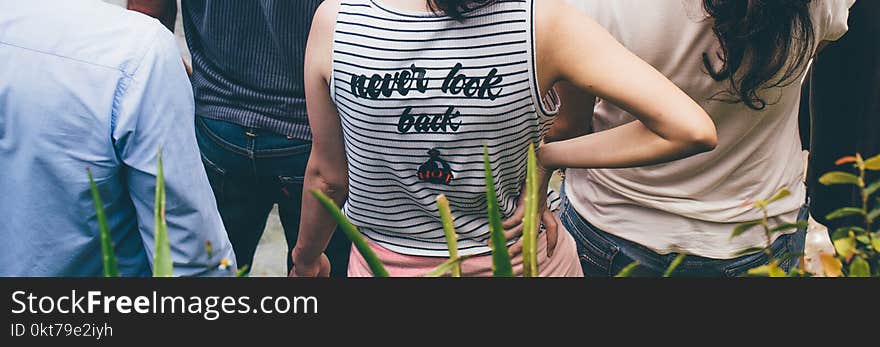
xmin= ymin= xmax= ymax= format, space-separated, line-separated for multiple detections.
xmin=0 ymin=0 xmax=236 ymax=277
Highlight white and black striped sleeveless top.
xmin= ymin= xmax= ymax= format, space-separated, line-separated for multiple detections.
xmin=331 ymin=0 xmax=558 ymax=256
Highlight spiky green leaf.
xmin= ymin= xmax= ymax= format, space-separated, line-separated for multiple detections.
xmin=484 ymin=146 xmax=513 ymax=277
xmin=88 ymin=169 xmax=119 ymax=278
xmin=311 ymin=190 xmax=389 ymax=277
xmin=424 ymin=257 xmax=469 ymax=278
xmin=522 ymin=143 xmax=540 ymax=277
xmin=436 ymin=195 xmax=461 ymax=277
xmin=663 ymin=254 xmax=687 ymax=278
xmin=614 ymin=262 xmax=640 ymax=278
xmin=153 ymin=149 xmax=173 ymax=277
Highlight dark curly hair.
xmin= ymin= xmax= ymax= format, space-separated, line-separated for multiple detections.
xmin=702 ymin=0 xmax=816 ymax=110
xmin=428 ymin=0 xmax=497 ymax=20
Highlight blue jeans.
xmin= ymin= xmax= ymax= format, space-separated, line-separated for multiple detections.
xmin=195 ymin=117 xmax=351 ymax=277
xmin=559 ymin=191 xmax=808 ymax=278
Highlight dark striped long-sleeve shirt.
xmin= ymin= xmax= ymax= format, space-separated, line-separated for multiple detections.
xmin=181 ymin=0 xmax=322 ymax=139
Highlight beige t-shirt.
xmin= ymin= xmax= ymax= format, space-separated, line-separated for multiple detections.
xmin=564 ymin=0 xmax=854 ymax=259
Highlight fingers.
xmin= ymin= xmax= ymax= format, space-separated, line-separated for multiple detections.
xmin=507 ymin=238 xmax=524 ymax=258
xmin=542 ymin=211 xmax=559 ymax=258
xmin=503 ymin=223 xmax=524 ymax=242
xmin=502 ymin=208 xmax=525 ymax=229
xmin=318 ymin=254 xmax=332 ymax=277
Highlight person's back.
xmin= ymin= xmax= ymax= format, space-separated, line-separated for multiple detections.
xmin=562 ymin=0 xmax=853 ymax=273
xmin=0 ymin=0 xmax=235 ymax=276
xmin=181 ymin=0 xmax=318 ymax=138
xmin=331 ymin=0 xmax=559 ymax=256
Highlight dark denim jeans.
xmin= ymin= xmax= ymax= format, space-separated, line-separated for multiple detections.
xmin=559 ymin=191 xmax=808 ymax=278
xmin=195 ymin=117 xmax=351 ymax=277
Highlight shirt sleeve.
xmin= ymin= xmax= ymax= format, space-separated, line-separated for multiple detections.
xmin=111 ymin=25 xmax=237 ymax=277
xmin=816 ymin=0 xmax=856 ymax=41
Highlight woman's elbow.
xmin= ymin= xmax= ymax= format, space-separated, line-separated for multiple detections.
xmin=676 ymin=111 xmax=717 ymax=153
xmin=306 ymin=165 xmax=349 ymax=201
xmin=686 ymin=122 xmax=718 ymax=153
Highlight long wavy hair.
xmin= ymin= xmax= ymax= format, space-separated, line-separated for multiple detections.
xmin=702 ymin=0 xmax=816 ymax=110
xmin=428 ymin=0 xmax=497 ymax=20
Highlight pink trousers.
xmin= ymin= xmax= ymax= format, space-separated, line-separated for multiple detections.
xmin=348 ymin=215 xmax=584 ymax=277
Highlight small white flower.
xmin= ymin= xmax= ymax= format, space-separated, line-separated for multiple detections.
xmin=218 ymin=258 xmax=231 ymax=271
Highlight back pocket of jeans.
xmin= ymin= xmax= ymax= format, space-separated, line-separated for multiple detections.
xmin=562 ymin=211 xmax=620 ymax=277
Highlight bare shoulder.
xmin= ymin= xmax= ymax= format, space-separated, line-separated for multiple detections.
xmin=533 ymin=0 xmax=573 ymax=32
xmin=532 ymin=0 xmax=589 ymax=49
xmin=307 ymin=0 xmax=343 ymax=81
xmin=312 ymin=0 xmax=343 ymax=33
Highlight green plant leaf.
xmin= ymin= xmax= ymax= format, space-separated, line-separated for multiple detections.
xmin=788 ymin=267 xmax=806 ymax=278
xmin=868 ymin=207 xmax=880 ymax=224
xmin=436 ymin=195 xmax=461 ymax=277
xmin=856 ymin=234 xmax=871 ymax=245
xmin=848 ymin=256 xmax=871 ymax=277
xmin=865 ymin=181 xmax=880 ymax=198
xmin=819 ymin=253 xmax=843 ymax=277
xmin=825 ymin=207 xmax=865 ymax=221
xmin=832 ymin=232 xmax=856 ymax=263
xmin=819 ymin=171 xmax=860 ymax=186
xmin=732 ymin=247 xmax=766 ymax=257
xmin=311 ymin=190 xmax=389 ymax=277
xmin=484 ymin=146 xmax=513 ymax=277
xmin=864 ymin=154 xmax=880 ymax=171
xmin=831 ymin=227 xmax=864 ymax=240
xmin=769 ymin=221 xmax=808 ymax=234
xmin=766 ymin=189 xmax=791 ymax=204
xmin=88 ymin=169 xmax=119 ymax=278
xmin=746 ymin=265 xmax=770 ymax=277
xmin=614 ymin=262 xmax=640 ymax=278
xmin=153 ymin=149 xmax=173 ymax=277
xmin=424 ymin=257 xmax=469 ymax=278
xmin=522 ymin=143 xmax=540 ymax=277
xmin=767 ymin=261 xmax=787 ymax=277
xmin=745 ymin=260 xmax=787 ymax=277
xmin=663 ymin=254 xmax=686 ymax=278
xmin=731 ymin=220 xmax=762 ymax=239
xmin=871 ymin=233 xmax=880 ymax=253
xmin=236 ymin=264 xmax=250 ymax=278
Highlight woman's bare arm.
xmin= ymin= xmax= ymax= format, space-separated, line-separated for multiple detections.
xmin=535 ymin=0 xmax=717 ymax=170
xmin=290 ymin=0 xmax=348 ymax=277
